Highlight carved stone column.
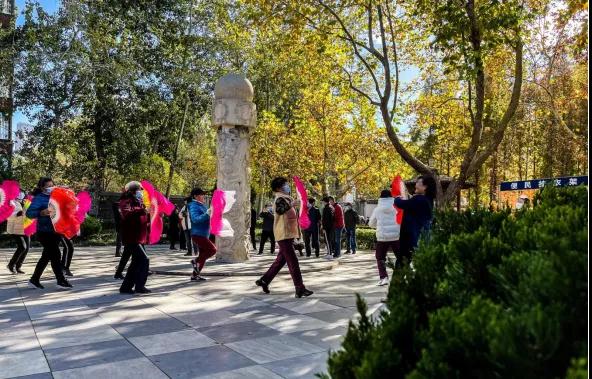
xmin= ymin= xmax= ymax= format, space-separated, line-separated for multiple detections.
xmin=212 ymin=74 xmax=256 ymax=263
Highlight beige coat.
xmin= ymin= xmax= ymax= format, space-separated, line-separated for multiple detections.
xmin=273 ymin=193 xmax=300 ymax=241
xmin=6 ymin=201 xmax=25 ymax=236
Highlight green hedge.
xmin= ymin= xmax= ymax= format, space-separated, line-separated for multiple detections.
xmin=322 ymin=186 xmax=588 ymax=379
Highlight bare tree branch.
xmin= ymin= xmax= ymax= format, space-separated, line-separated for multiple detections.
xmin=317 ymin=0 xmax=383 ymax=98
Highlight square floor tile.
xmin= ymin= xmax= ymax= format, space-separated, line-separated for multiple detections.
xmin=51 ymin=357 xmax=168 ymax=379
xmin=0 ymin=309 xmax=30 ymax=323
xmin=264 ymin=352 xmax=329 ymax=379
xmin=44 ymin=339 xmax=143 ymax=371
xmin=205 ymin=365 xmax=283 ymax=379
xmin=306 ymin=308 xmax=358 ymax=326
xmin=255 ymin=314 xmax=330 ymax=333
xmin=112 ymin=316 xmax=190 ymax=337
xmin=288 ymin=326 xmax=348 ymax=350
xmin=0 ymin=349 xmax=50 ymax=379
xmin=129 ymin=329 xmax=216 ymax=356
xmin=197 ymin=321 xmax=280 ymax=343
xmin=149 ymin=345 xmax=255 ymax=378
xmin=170 ymin=309 xmax=245 ymax=328
xmin=33 ymin=316 xmax=122 ymax=349
xmin=275 ymin=299 xmax=340 ymax=314
xmin=226 ymin=334 xmax=325 ymax=364
xmin=0 ymin=323 xmax=40 ymax=354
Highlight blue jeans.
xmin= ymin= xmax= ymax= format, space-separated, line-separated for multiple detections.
xmin=345 ymin=228 xmax=357 ymax=252
xmin=334 ymin=227 xmax=344 ymax=257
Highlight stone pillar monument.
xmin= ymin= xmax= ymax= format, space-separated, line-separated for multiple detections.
xmin=211 ymin=73 xmax=256 ymax=263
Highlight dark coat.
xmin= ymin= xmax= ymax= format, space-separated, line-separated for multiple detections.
xmin=119 ymin=193 xmax=149 ymax=244
xmin=25 ymin=193 xmax=54 ymax=233
xmin=394 ymin=195 xmax=434 ymax=249
xmin=344 ymin=208 xmax=359 ymax=229
xmin=112 ymin=201 xmax=121 ymax=229
xmin=250 ymin=209 xmax=257 ymax=230
xmin=306 ymin=206 xmax=321 ymax=232
xmin=259 ymin=210 xmax=274 ymax=232
xmin=321 ymin=204 xmax=334 ymax=230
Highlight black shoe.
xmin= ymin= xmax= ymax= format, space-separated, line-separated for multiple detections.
xmin=115 ymin=253 xmax=121 ymax=257
xmin=255 ymin=279 xmax=270 ymax=294
xmin=345 ymin=250 xmax=351 ymax=255
xmin=352 ymin=251 xmax=356 ymax=255
xmin=190 ymin=275 xmax=206 ymax=282
xmin=135 ymin=287 xmax=152 ymax=294
xmin=7 ymin=264 xmax=15 ymax=274
xmin=57 ymin=280 xmax=73 ymax=289
xmin=120 ymin=288 xmax=135 ymax=294
xmin=257 ymin=252 xmax=263 ymax=255
xmin=29 ymin=279 xmax=44 ymax=289
xmin=63 ymin=268 xmax=74 ymax=277
xmin=114 ymin=273 xmax=125 ymax=280
xmin=184 ymin=252 xmax=192 ymax=256
xmin=15 ymin=268 xmax=25 ymax=274
xmin=295 ymin=288 xmax=314 ymax=298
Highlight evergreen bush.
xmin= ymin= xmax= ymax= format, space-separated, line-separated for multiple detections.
xmin=322 ymin=186 xmax=588 ymax=379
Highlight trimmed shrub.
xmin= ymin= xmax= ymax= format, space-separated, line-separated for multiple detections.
xmin=322 ymin=186 xmax=588 ymax=379
xmin=80 ymin=215 xmax=102 ymax=238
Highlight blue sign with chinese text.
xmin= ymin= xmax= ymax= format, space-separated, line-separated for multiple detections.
xmin=500 ymin=176 xmax=588 ymax=191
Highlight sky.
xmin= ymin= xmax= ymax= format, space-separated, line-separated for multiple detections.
xmin=11 ymin=0 xmax=60 ymax=130
xmin=10 ymin=0 xmax=420 ymax=136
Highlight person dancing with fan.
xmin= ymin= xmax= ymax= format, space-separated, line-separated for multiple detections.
xmin=256 ymin=177 xmax=313 ymax=298
xmin=188 ymin=188 xmax=216 ymax=282
xmin=118 ymin=181 xmax=152 ymax=294
xmin=27 ymin=177 xmax=72 ymax=289
xmin=6 ymin=190 xmax=30 ymax=274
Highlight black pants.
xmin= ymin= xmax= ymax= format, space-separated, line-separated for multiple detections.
xmin=183 ymin=230 xmax=195 ymax=254
xmin=115 ymin=229 xmax=122 ymax=256
xmin=168 ymin=228 xmax=179 ymax=249
xmin=31 ymin=232 xmax=66 ymax=283
xmin=9 ymin=235 xmax=30 ymax=269
xmin=120 ymin=244 xmax=149 ymax=291
xmin=259 ymin=230 xmax=275 ymax=254
xmin=303 ymin=228 xmax=320 ymax=257
xmin=60 ymin=237 xmax=74 ymax=269
xmin=115 ymin=244 xmax=133 ymax=276
xmin=323 ymin=228 xmax=335 ymax=255
xmin=179 ymin=228 xmax=186 ymax=250
xmin=250 ymin=227 xmax=256 ymax=250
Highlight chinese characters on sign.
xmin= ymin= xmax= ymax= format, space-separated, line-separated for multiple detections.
xmin=500 ymin=176 xmax=588 ymax=191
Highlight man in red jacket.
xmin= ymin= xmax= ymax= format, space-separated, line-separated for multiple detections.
xmin=329 ymin=196 xmax=345 ymax=259
xmin=118 ymin=181 xmax=151 ymax=294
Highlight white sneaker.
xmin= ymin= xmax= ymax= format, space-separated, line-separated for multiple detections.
xmin=325 ymin=255 xmax=334 ymax=260
xmin=377 ymin=277 xmax=389 ymax=286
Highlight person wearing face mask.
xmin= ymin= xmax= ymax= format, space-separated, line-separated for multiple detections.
xmin=256 ymin=177 xmax=313 ymax=298
xmin=328 ymin=196 xmax=345 ymax=259
xmin=394 ymin=175 xmax=436 ymax=268
xmin=369 ymin=190 xmax=400 ymax=286
xmin=303 ymin=198 xmax=321 ymax=257
xmin=258 ymin=203 xmax=275 ymax=255
xmin=27 ymin=177 xmax=72 ymax=289
xmin=188 ymin=188 xmax=217 ymax=281
xmin=118 ymin=181 xmax=152 ymax=294
xmin=343 ymin=202 xmax=359 ymax=255
xmin=6 ymin=190 xmax=30 ymax=274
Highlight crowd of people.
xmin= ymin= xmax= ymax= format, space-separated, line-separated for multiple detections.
xmin=5 ymin=174 xmax=436 ymax=297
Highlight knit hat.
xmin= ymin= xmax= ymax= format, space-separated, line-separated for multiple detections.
xmin=380 ymin=189 xmax=392 ymax=198
xmin=124 ymin=181 xmax=142 ymax=192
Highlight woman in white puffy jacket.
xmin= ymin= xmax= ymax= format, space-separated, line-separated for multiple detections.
xmin=6 ymin=191 xmax=30 ymax=274
xmin=369 ymin=189 xmax=401 ymax=286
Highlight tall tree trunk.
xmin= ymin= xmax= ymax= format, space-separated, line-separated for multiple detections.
xmin=165 ymin=99 xmax=190 ymax=197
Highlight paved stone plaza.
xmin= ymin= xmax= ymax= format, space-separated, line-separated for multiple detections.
xmin=0 ymin=245 xmax=387 ymax=378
